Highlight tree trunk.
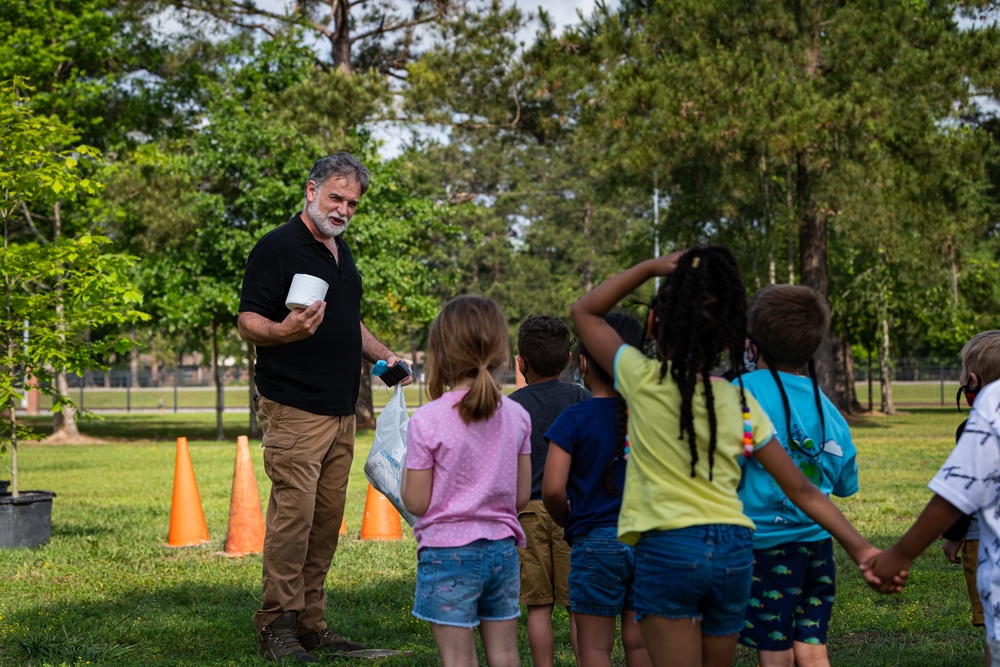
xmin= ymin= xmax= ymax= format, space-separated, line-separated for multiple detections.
xmin=794 ymin=153 xmax=851 ymax=412
xmin=6 ymin=394 xmax=18 ymax=497
xmin=947 ymin=234 xmax=959 ymax=307
xmin=49 ymin=200 xmax=82 ymax=437
xmin=878 ymin=305 xmax=895 ymax=415
xmin=837 ymin=336 xmax=862 ymax=413
xmin=332 ymin=0 xmax=352 ymax=73
xmin=796 ymin=158 xmax=828 ymax=298
xmin=247 ymin=341 xmax=260 ymax=439
xmin=212 ymin=320 xmax=224 ymax=440
xmin=129 ymin=324 xmax=139 ymax=389
xmin=867 ymin=349 xmax=874 ymax=412
xmin=2 ymin=206 xmax=18 ymax=494
xmin=356 ymin=361 xmax=375 ymax=429
xmin=54 ymin=368 xmax=81 ymax=438
xmin=150 ymin=335 xmax=161 ymax=387
xmin=51 ymin=294 xmax=82 ymax=438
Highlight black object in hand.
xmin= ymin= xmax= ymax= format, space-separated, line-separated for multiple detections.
xmin=380 ymin=360 xmax=411 ymax=386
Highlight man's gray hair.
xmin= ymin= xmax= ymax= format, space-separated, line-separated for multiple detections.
xmin=306 ymin=152 xmax=371 ymax=197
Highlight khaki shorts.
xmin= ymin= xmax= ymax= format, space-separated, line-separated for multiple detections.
xmin=962 ymin=539 xmax=985 ymax=626
xmin=518 ymin=500 xmax=570 ymax=607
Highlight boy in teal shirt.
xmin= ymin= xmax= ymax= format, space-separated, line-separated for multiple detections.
xmin=736 ymin=284 xmax=859 ymax=667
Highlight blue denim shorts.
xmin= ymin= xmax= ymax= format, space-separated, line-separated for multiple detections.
xmin=633 ymin=524 xmax=754 ymax=636
xmin=412 ymin=538 xmax=521 ymax=628
xmin=569 ymin=526 xmax=637 ymax=616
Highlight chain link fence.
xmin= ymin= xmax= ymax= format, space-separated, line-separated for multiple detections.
xmin=17 ymin=364 xmax=524 ymax=415
xmin=15 ymin=358 xmax=963 ymax=415
xmin=852 ymin=358 xmax=963 ymax=409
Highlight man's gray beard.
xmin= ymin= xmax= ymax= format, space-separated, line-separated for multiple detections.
xmin=307 ymin=198 xmax=348 ymax=238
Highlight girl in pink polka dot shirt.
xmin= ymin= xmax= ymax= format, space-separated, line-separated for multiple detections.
xmin=402 ymin=295 xmax=532 ymax=667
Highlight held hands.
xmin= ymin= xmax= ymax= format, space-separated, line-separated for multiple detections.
xmin=858 ymin=547 xmax=911 ymax=594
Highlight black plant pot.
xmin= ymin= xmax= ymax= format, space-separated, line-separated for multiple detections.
xmin=0 ymin=480 xmax=8 ymax=494
xmin=0 ymin=490 xmax=56 ymax=548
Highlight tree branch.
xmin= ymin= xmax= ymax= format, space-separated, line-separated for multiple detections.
xmin=20 ymin=203 xmax=48 ymax=244
xmin=350 ymin=11 xmax=447 ymax=43
xmin=508 ymin=78 xmax=522 ymax=128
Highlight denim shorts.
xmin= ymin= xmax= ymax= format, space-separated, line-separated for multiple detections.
xmin=412 ymin=538 xmax=521 ymax=628
xmin=633 ymin=524 xmax=754 ymax=636
xmin=569 ymin=526 xmax=637 ymax=617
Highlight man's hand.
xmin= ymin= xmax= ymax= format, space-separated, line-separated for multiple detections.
xmin=238 ymin=302 xmax=326 ymax=347
xmin=386 ymin=354 xmax=413 ymax=386
xmin=282 ymin=301 xmax=326 ymax=342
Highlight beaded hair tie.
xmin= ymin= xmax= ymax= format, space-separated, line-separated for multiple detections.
xmin=742 ymin=403 xmax=754 ymax=458
xmin=624 ymin=409 xmax=631 ymax=460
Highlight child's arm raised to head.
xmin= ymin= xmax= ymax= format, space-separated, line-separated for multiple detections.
xmin=755 ymin=437 xmax=875 ymax=565
xmin=570 ymin=251 xmax=686 ymax=374
xmin=542 ymin=444 xmax=572 ymax=527
xmin=401 ymin=466 xmax=432 ymax=517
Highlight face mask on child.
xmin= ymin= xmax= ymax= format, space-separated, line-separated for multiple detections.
xmin=956 ymin=374 xmax=981 ymax=411
xmin=743 ymin=340 xmax=759 ymax=373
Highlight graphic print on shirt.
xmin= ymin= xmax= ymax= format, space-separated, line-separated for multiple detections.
xmin=939 ymin=465 xmax=979 ymax=491
xmin=767 ymin=431 xmax=840 ymax=522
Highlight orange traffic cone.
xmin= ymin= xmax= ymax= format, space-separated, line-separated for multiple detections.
xmin=166 ymin=436 xmax=210 ymax=547
xmin=360 ymin=484 xmax=403 ymax=541
xmin=339 ymin=516 xmax=348 ymax=536
xmin=223 ymin=435 xmax=266 ymax=557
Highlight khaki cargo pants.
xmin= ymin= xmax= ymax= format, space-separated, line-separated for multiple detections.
xmin=251 ymin=394 xmax=356 ymax=635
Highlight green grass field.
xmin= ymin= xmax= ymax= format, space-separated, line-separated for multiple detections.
xmin=0 ymin=408 xmax=986 ymax=666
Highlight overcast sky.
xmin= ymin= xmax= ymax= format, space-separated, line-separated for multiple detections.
xmin=520 ymin=0 xmax=597 ymax=33
xmin=372 ymin=0 xmax=599 ymax=155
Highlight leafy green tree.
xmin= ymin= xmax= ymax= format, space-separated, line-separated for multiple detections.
xmin=166 ymin=0 xmax=469 ymax=74
xmin=0 ymin=80 xmax=146 ymax=493
xmin=530 ymin=0 xmax=1000 ymax=410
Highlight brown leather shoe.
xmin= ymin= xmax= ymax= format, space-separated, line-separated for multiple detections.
xmin=258 ymin=611 xmax=318 ymax=663
xmin=297 ymin=628 xmax=366 ymax=653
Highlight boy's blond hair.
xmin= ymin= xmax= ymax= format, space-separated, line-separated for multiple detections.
xmin=961 ymin=331 xmax=1000 ymax=385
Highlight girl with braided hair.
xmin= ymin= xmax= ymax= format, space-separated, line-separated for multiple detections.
xmin=542 ymin=312 xmax=652 ymax=667
xmin=570 ymin=246 xmax=892 ymax=667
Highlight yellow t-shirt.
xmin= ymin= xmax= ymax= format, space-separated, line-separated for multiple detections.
xmin=614 ymin=345 xmax=776 ymax=545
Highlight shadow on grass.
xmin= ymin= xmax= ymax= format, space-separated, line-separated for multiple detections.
xmin=50 ymin=523 xmax=115 ymax=539
xmin=0 ymin=576 xmax=435 ymax=667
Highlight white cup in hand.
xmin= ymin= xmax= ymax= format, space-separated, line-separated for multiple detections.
xmin=286 ymin=273 xmax=329 ymax=310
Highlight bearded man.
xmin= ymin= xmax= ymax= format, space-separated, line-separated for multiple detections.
xmin=238 ymin=152 xmax=410 ymax=663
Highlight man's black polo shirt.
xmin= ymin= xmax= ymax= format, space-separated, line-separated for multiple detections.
xmin=239 ymin=213 xmax=363 ymax=415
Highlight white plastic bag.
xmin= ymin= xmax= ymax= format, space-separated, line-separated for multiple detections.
xmin=364 ymin=385 xmax=417 ymax=526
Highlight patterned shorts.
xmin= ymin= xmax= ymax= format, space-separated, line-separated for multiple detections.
xmin=739 ymin=538 xmax=836 ymax=650
xmin=413 ymin=538 xmax=521 ymax=628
